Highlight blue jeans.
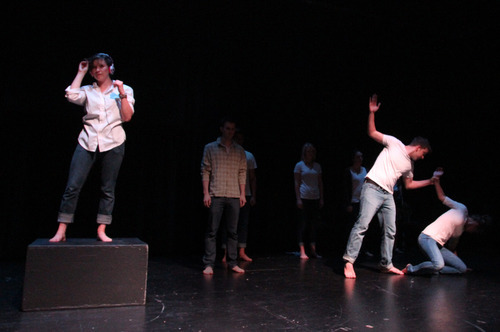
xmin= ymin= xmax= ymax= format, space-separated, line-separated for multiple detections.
xmin=58 ymin=143 xmax=125 ymax=225
xmin=406 ymin=233 xmax=467 ymax=275
xmin=343 ymin=182 xmax=396 ymax=269
xmin=203 ymin=197 xmax=240 ymax=268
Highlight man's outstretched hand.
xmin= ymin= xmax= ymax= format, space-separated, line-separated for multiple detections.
xmin=369 ymin=94 xmax=381 ymax=113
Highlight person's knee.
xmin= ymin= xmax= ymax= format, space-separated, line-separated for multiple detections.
xmin=64 ymin=185 xmax=81 ymax=195
xmin=432 ymin=261 xmax=445 ymax=271
xmin=227 ymin=231 xmax=238 ymax=240
xmin=384 ymin=230 xmax=396 ymax=240
xmin=353 ymin=223 xmax=369 ymax=235
xmin=205 ymin=231 xmax=217 ymax=239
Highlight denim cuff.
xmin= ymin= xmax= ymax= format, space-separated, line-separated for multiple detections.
xmin=342 ymin=255 xmax=356 ymax=264
xmin=57 ymin=212 xmax=74 ymax=224
xmin=379 ymin=263 xmax=394 ymax=271
xmin=97 ymin=214 xmax=112 ymax=225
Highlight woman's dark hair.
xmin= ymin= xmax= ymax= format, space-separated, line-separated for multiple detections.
xmin=87 ymin=53 xmax=115 ymax=74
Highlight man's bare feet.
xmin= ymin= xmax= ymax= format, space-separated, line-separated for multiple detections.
xmin=309 ymin=251 xmax=322 ymax=259
xmin=344 ymin=262 xmax=356 ymax=279
xmin=381 ymin=266 xmax=404 ymax=275
xmin=239 ymin=249 xmax=252 ymax=262
xmin=401 ymin=264 xmax=410 ymax=274
xmin=309 ymin=245 xmax=322 ymax=258
xmin=222 ymin=251 xmax=227 ymax=263
xmin=97 ymin=224 xmax=112 ymax=242
xmin=49 ymin=223 xmax=67 ymax=242
xmin=203 ymin=266 xmax=214 ymax=275
xmin=231 ymin=265 xmax=245 ymax=273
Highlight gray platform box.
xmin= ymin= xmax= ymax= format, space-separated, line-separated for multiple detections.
xmin=22 ymin=238 xmax=148 ymax=311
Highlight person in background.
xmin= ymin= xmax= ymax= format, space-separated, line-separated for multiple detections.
xmin=222 ymin=130 xmax=257 ymax=262
xmin=294 ymin=143 xmax=324 ymax=259
xmin=201 ymin=118 xmax=247 ymax=275
xmin=342 ymin=150 xmax=378 ymax=257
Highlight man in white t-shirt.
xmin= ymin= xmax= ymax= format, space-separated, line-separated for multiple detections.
xmin=344 ymin=94 xmax=436 ymax=278
xmin=402 ymin=170 xmax=489 ymax=275
xmin=221 ymin=130 xmax=257 ymax=262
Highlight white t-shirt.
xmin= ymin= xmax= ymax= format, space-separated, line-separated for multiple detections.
xmin=366 ymin=135 xmax=413 ymax=194
xmin=244 ymin=151 xmax=257 ymax=197
xmin=350 ymin=167 xmax=367 ymax=203
xmin=294 ymin=161 xmax=322 ymax=200
xmin=422 ymin=196 xmax=468 ymax=246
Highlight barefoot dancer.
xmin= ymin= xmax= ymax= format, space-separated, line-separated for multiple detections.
xmin=294 ymin=143 xmax=324 ymax=259
xmin=403 ymin=169 xmax=490 ymax=275
xmin=221 ymin=129 xmax=257 ymax=262
xmin=201 ymin=118 xmax=247 ymax=275
xmin=343 ymin=94 xmax=434 ymax=278
xmin=50 ymin=53 xmax=134 ymax=243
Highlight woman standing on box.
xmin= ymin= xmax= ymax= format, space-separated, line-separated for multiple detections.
xmin=50 ymin=53 xmax=135 ymax=242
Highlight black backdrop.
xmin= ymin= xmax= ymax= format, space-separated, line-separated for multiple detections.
xmin=2 ymin=1 xmax=499 ymax=260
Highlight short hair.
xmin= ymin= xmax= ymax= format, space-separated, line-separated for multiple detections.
xmin=410 ymin=136 xmax=432 ymax=153
xmin=469 ymin=214 xmax=492 ymax=228
xmin=351 ymin=149 xmax=362 ymax=160
xmin=87 ymin=53 xmax=115 ymax=74
xmin=219 ymin=116 xmax=237 ymax=128
xmin=301 ymin=143 xmax=317 ymax=161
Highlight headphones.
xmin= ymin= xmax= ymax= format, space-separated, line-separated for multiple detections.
xmin=87 ymin=53 xmax=115 ymax=75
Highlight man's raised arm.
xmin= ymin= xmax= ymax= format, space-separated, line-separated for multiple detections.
xmin=368 ymin=94 xmax=384 ymax=144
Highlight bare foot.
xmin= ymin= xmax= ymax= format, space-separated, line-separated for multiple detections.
xmin=97 ymin=224 xmax=112 ymax=242
xmin=310 ymin=251 xmax=322 ymax=259
xmin=97 ymin=232 xmax=113 ymax=242
xmin=231 ymin=265 xmax=245 ymax=273
xmin=401 ymin=264 xmax=410 ymax=274
xmin=49 ymin=223 xmax=67 ymax=242
xmin=344 ymin=262 xmax=356 ymax=279
xmin=381 ymin=266 xmax=404 ymax=275
xmin=49 ymin=233 xmax=66 ymax=242
xmin=309 ymin=245 xmax=321 ymax=258
xmin=299 ymin=245 xmax=308 ymax=259
xmin=222 ymin=251 xmax=227 ymax=263
xmin=203 ymin=266 xmax=214 ymax=275
xmin=239 ymin=251 xmax=253 ymax=262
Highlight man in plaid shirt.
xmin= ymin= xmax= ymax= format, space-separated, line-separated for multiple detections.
xmin=201 ymin=118 xmax=247 ymax=274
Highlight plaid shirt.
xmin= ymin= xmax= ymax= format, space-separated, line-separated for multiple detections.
xmin=201 ymin=138 xmax=247 ymax=198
